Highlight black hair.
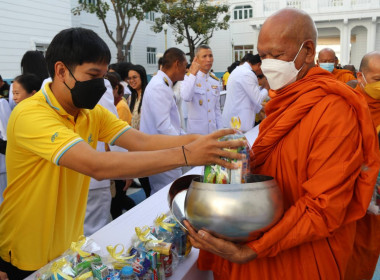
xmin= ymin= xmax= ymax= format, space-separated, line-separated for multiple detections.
xmin=241 ymin=53 xmax=261 ymax=65
xmin=228 ymin=61 xmax=240 ymax=73
xmin=20 ymin=51 xmax=49 ymax=82
xmin=46 ymin=27 xmax=111 ymax=79
xmin=105 ymin=72 xmax=124 ymax=96
xmin=162 ymin=48 xmax=186 ymax=69
xmin=117 ymin=62 xmax=134 ymax=81
xmin=13 ymin=74 xmax=42 ymax=94
xmin=128 ymin=64 xmax=148 ymax=114
xmin=108 ymin=63 xmax=120 ymax=73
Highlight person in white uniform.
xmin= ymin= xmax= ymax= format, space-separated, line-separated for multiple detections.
xmin=181 ymin=45 xmax=222 ymax=135
xmin=83 ymin=78 xmax=122 ymax=236
xmin=0 ymin=99 xmax=11 ymax=205
xmin=140 ymin=48 xmax=188 ymax=194
xmin=222 ymin=53 xmax=269 ymax=132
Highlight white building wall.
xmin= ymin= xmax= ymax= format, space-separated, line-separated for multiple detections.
xmin=0 ymin=0 xmax=72 ymax=79
xmin=350 ymin=26 xmax=368 ymax=68
xmin=376 ymin=23 xmax=380 ymax=51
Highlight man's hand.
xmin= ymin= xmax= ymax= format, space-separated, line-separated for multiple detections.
xmin=123 ymin=179 xmax=133 ymax=192
xmin=184 ymin=220 xmax=257 ymax=264
xmin=183 ymin=129 xmax=247 ymax=169
xmin=0 ymin=271 xmax=9 ymax=280
xmin=189 ymin=57 xmax=201 ymax=76
xmin=258 ymin=76 xmax=270 ymax=90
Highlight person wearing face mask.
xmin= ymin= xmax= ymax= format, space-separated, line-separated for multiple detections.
xmin=317 ymin=48 xmax=356 ymax=83
xmin=345 ymin=51 xmax=380 ymax=280
xmin=0 ymin=28 xmax=246 ymax=279
xmin=184 ymin=8 xmax=379 ymax=280
xmin=181 ymin=45 xmax=223 ymax=135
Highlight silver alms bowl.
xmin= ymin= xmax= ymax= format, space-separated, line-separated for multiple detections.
xmin=184 ymin=174 xmax=284 ymax=242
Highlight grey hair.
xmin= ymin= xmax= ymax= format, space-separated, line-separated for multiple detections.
xmin=195 ymin=45 xmax=211 ymax=56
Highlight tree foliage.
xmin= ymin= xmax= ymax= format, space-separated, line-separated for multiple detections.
xmin=152 ymin=0 xmax=230 ymax=60
xmin=72 ymin=0 xmax=159 ymax=62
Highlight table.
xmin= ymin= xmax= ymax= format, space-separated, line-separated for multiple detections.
xmin=89 ymin=166 xmax=212 ymax=280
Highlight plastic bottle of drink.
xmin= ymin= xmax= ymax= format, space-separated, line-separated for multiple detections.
xmin=120 ymin=266 xmax=138 ymax=280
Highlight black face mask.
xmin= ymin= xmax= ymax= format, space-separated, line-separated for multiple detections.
xmin=64 ymin=66 xmax=106 ymax=109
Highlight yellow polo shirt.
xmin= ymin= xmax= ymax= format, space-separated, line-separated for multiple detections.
xmin=0 ymin=83 xmax=130 ymax=270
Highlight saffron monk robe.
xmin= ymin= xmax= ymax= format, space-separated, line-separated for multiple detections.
xmin=185 ymin=8 xmax=380 ymax=280
xmin=345 ymin=51 xmax=380 ymax=280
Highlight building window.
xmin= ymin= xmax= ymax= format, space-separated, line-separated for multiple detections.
xmin=233 ymin=5 xmax=253 ymax=20
xmin=234 ymin=45 xmax=254 ymax=61
xmin=328 ymin=0 xmax=343 ymax=6
xmin=35 ymin=43 xmax=49 ymax=57
xmin=145 ymin=12 xmax=155 ymax=21
xmin=79 ymin=0 xmax=95 ymax=4
xmin=123 ymin=45 xmax=132 ymax=62
xmin=147 ymin=47 xmax=156 ymax=64
xmin=286 ymin=0 xmax=302 ymax=9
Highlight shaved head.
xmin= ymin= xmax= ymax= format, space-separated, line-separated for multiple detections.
xmin=318 ymin=48 xmax=336 ymax=64
xmin=359 ymin=51 xmax=380 ymax=73
xmin=357 ymin=51 xmax=380 ymax=92
xmin=257 ymin=8 xmax=317 ymax=85
xmin=318 ymin=48 xmax=335 ymax=59
xmin=260 ymin=8 xmax=317 ymax=47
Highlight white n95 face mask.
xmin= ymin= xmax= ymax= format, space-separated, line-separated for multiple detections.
xmin=261 ymin=42 xmax=305 ymax=90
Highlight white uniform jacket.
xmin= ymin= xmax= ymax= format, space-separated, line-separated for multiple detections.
xmin=140 ymin=70 xmax=183 ymax=194
xmin=181 ymin=71 xmax=222 ymax=135
xmin=222 ymin=62 xmax=268 ymax=132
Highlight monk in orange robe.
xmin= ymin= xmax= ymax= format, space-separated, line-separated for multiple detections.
xmin=345 ymin=51 xmax=380 ymax=280
xmin=184 ymin=8 xmax=380 ymax=280
xmin=317 ymin=48 xmax=356 ymax=83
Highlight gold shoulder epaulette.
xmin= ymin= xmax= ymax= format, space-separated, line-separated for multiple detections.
xmin=186 ymin=72 xmax=191 ymax=76
xmin=163 ymin=77 xmax=169 ymax=86
xmin=210 ymin=73 xmax=219 ymax=81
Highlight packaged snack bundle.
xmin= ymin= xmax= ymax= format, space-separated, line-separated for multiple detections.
xmin=35 ymin=236 xmax=104 ymax=280
xmin=203 ymin=117 xmax=251 ymax=184
xmin=153 ymin=213 xmax=192 ymax=260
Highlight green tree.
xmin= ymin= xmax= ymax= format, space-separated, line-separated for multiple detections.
xmin=152 ymin=0 xmax=230 ymax=60
xmin=72 ymin=0 xmax=159 ymax=62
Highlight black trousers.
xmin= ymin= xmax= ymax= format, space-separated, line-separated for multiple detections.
xmin=138 ymin=177 xmax=151 ymax=197
xmin=0 ymin=257 xmax=34 ymax=280
xmin=110 ymin=179 xmax=136 ymax=219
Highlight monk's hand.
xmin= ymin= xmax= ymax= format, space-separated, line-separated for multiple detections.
xmin=0 ymin=271 xmax=9 ymax=280
xmin=183 ymin=128 xmax=246 ymax=169
xmin=184 ymin=220 xmax=257 ymax=264
xmin=189 ymin=57 xmax=201 ymax=76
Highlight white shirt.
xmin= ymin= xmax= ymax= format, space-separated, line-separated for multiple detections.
xmin=0 ymin=99 xmax=11 ymax=174
xmin=140 ymin=70 xmax=183 ymax=194
xmin=222 ymin=62 xmax=268 ymax=132
xmin=172 ymin=80 xmax=187 ymax=132
xmin=181 ymin=71 xmax=222 ymax=135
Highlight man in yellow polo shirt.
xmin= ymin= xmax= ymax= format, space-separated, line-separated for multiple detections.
xmin=0 ymin=28 xmax=244 ymax=279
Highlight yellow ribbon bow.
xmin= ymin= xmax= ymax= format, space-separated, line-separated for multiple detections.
xmin=230 ymin=116 xmax=241 ymax=130
xmin=51 ymin=258 xmax=73 ymax=280
xmin=76 ymin=271 xmax=93 ymax=280
xmin=154 ymin=214 xmax=176 ymax=232
xmin=135 ymin=226 xmax=162 ymax=243
xmin=106 ymin=244 xmax=135 ymax=261
xmin=70 ymin=235 xmax=91 ymax=258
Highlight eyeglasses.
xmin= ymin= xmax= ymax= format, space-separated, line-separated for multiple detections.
xmin=127 ymin=76 xmax=140 ymax=81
